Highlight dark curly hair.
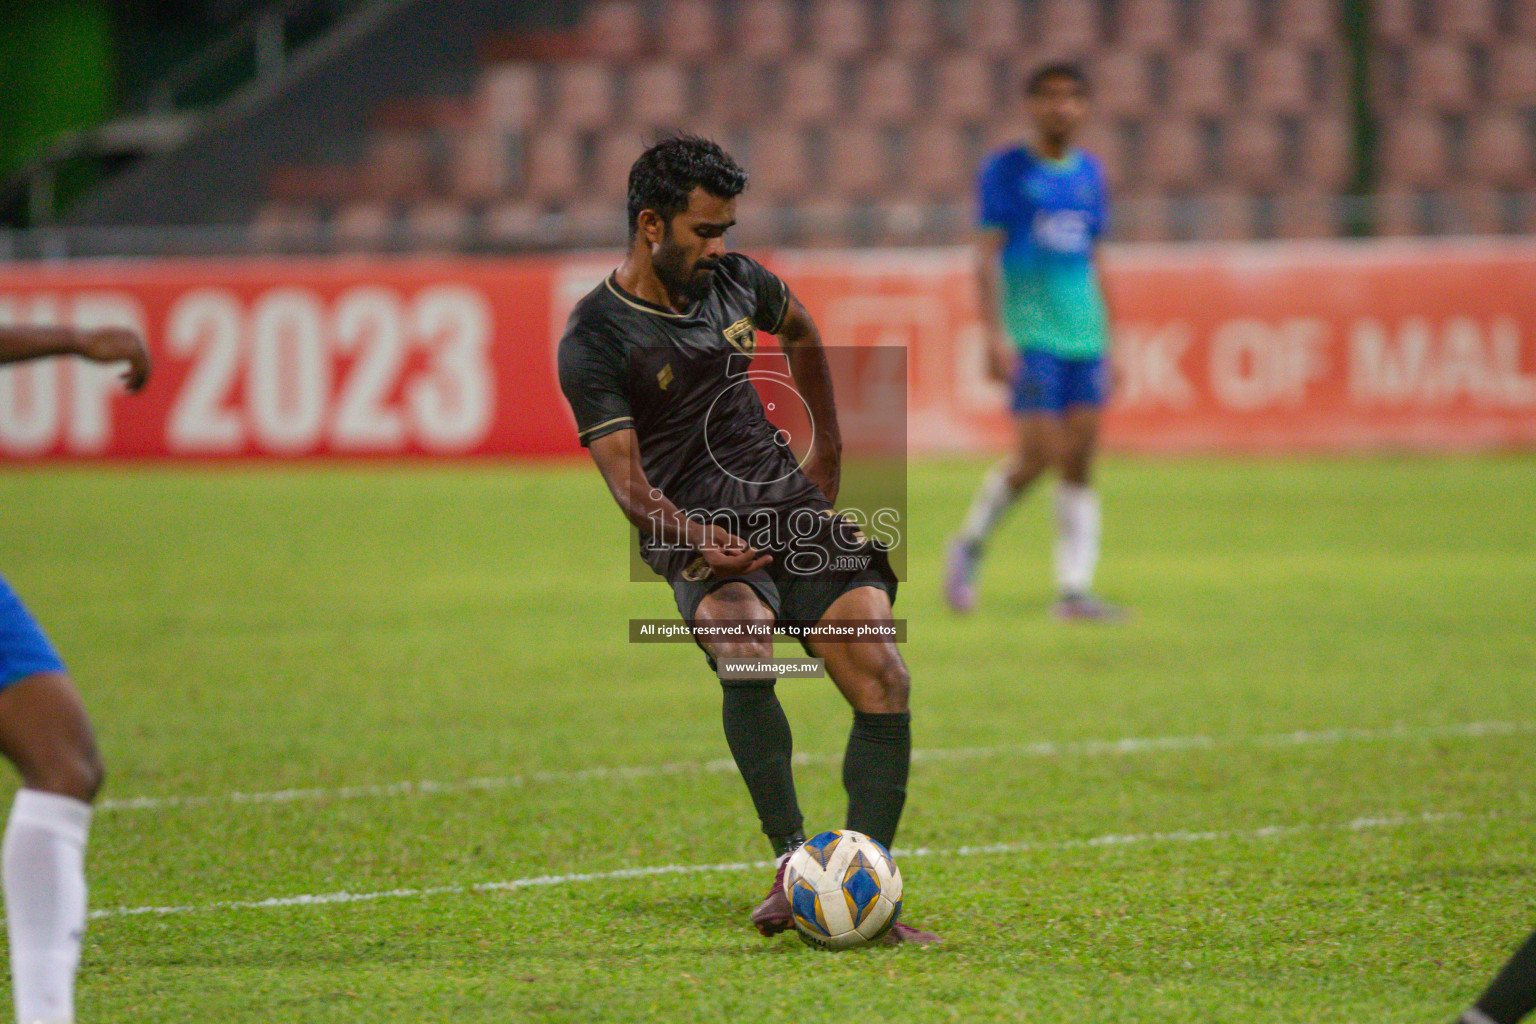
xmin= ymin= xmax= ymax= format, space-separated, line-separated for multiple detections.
xmin=626 ymin=134 xmax=748 ymax=238
xmin=1025 ymin=62 xmax=1091 ymax=96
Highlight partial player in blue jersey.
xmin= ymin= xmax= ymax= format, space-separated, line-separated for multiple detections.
xmin=0 ymin=324 xmax=149 ymax=1024
xmin=946 ymin=62 xmax=1125 ymax=621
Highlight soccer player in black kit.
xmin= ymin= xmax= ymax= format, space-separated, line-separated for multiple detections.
xmin=558 ymin=135 xmax=937 ymax=944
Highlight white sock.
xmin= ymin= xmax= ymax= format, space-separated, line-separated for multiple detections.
xmin=1054 ymin=484 xmax=1101 ymax=595
xmin=958 ymin=468 xmax=1021 ymax=548
xmin=4 ymin=790 xmax=91 ymax=1024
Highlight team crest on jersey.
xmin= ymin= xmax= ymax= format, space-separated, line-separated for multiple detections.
xmin=681 ymin=555 xmax=713 ymax=582
xmin=657 ymin=363 xmax=675 ymax=390
xmin=723 ymin=317 xmax=756 ymax=354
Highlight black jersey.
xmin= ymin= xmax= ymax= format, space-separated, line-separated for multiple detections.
xmin=558 ymin=253 xmax=830 ymax=566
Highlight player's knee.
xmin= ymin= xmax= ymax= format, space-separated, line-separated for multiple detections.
xmin=711 ymin=637 xmax=776 ymax=662
xmin=24 ymin=746 xmax=104 ymax=803
xmin=868 ymin=654 xmax=910 ymax=712
xmin=1003 ymin=457 xmax=1043 ymax=492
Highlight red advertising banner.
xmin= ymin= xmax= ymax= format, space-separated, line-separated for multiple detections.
xmin=775 ymin=240 xmax=1536 ymax=454
xmin=0 ymin=258 xmax=562 ymax=459
xmin=1 ymin=240 xmax=1533 ymax=460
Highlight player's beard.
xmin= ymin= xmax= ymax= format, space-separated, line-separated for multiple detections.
xmin=654 ymin=235 xmax=718 ymax=306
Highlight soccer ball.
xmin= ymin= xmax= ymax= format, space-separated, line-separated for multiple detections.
xmin=782 ymin=829 xmax=903 ymax=950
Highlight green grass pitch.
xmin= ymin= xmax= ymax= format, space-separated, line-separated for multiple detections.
xmin=0 ymin=455 xmax=1532 ymax=1023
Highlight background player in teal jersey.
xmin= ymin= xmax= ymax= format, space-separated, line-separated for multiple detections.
xmin=946 ymin=62 xmax=1124 ymax=621
xmin=0 ymin=324 xmax=149 ymax=1024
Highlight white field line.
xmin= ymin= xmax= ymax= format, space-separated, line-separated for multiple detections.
xmin=87 ymin=809 xmax=1479 ymax=921
xmin=94 ymin=719 xmax=1535 ymax=815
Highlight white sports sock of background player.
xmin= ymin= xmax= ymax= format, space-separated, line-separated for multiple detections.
xmin=4 ymin=789 xmax=91 ymax=1024
xmin=958 ymin=467 xmax=1021 ymax=548
xmin=1053 ymin=483 xmax=1101 ymax=596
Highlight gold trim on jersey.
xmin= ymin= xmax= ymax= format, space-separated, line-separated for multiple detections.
xmin=604 ymin=275 xmax=691 ymax=319
xmin=577 ymin=415 xmax=634 ymax=439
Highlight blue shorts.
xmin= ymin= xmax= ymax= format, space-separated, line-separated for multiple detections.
xmin=0 ymin=574 xmax=65 ymax=690
xmin=1009 ymin=349 xmax=1108 ymax=415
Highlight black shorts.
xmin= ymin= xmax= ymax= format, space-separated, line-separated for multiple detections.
xmin=668 ymin=510 xmax=898 ymax=662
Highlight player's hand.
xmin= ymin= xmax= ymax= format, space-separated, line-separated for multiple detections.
xmin=700 ymin=528 xmax=772 ymax=577
xmin=985 ymin=332 xmax=1015 ymax=384
xmin=802 ymin=445 xmax=841 ymax=505
xmin=75 ymin=328 xmax=152 ymax=392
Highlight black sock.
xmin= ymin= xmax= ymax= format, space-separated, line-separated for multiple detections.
xmin=842 ymin=710 xmax=911 ymax=851
xmin=1470 ymin=928 xmax=1536 ymax=1024
xmin=720 ymin=679 xmax=804 ymax=856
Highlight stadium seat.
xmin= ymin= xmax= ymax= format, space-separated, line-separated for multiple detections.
xmin=628 ymin=61 xmax=690 ymax=128
xmin=1038 ymin=0 xmax=1101 ymax=51
xmin=478 ymin=63 xmax=541 ymax=130
xmin=581 ymin=1 xmax=646 ymax=60
xmin=1515 ymin=0 xmax=1536 ymax=38
xmin=778 ymin=57 xmax=841 ymax=123
xmin=403 ymin=201 xmax=472 ymax=252
xmin=1078 ymin=122 xmax=1128 ymax=191
xmin=361 ymin=134 xmax=432 ymax=201
xmin=1192 ymin=0 xmax=1256 ymax=47
xmin=746 ymin=123 xmax=812 ymax=201
xmin=701 ymin=62 xmax=772 ymax=124
xmin=933 ymin=54 xmax=996 ymax=121
xmin=564 ymin=200 xmax=628 ymax=247
xmin=1273 ymin=0 xmax=1336 ymax=43
xmin=970 ymin=0 xmax=1024 ymax=54
xmin=250 ymin=202 xmax=322 ymax=252
xmin=1373 ymin=187 xmax=1425 ymax=236
xmin=1373 ymin=0 xmax=1419 ymax=41
xmin=876 ymin=195 xmax=936 ymax=245
xmin=447 ymin=129 xmax=518 ymax=202
xmin=1297 ymin=114 xmax=1352 ymax=188
xmin=1145 ymin=119 xmax=1206 ymax=187
xmin=904 ymin=124 xmax=971 ymax=198
xmin=1247 ymin=46 xmax=1310 ymax=115
xmin=1092 ymin=49 xmax=1154 ymax=118
xmin=1488 ymin=42 xmax=1536 ymax=107
xmin=1436 ymin=0 xmax=1496 ymax=39
xmin=736 ymin=0 xmax=798 ymax=59
xmin=524 ymin=130 xmax=583 ymax=205
xmin=550 ymin=62 xmax=617 ymax=129
xmin=1168 ymin=49 xmax=1233 ymax=116
xmin=658 ymin=0 xmax=719 ymax=59
xmin=884 ymin=0 xmax=941 ymax=53
xmin=266 ymin=164 xmax=350 ymax=202
xmin=1382 ymin=115 xmax=1451 ymax=187
xmin=1271 ymin=190 xmax=1339 ymax=238
xmin=1441 ymin=185 xmax=1504 ymax=235
xmin=731 ymin=193 xmax=782 ymax=245
xmin=1465 ymin=114 xmax=1535 ymax=187
xmin=1117 ymin=0 xmax=1181 ymax=47
xmin=826 ymin=123 xmax=889 ymax=200
xmin=1405 ymin=43 xmax=1474 ymax=112
xmin=808 ymin=0 xmax=871 ymax=57
xmin=1223 ymin=115 xmax=1288 ymax=187
xmin=1193 ymin=189 xmax=1255 ymax=240
xmin=857 ymin=56 xmax=920 ymax=125
xmin=1111 ymin=190 xmax=1171 ymax=241
xmin=482 ymin=201 xmax=544 ymax=248
xmin=332 ymin=202 xmax=398 ymax=251
xmin=592 ymin=128 xmax=649 ymax=202
xmin=794 ymin=194 xmax=859 ymax=247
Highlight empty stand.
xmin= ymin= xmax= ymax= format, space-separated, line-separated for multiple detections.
xmin=246 ymin=0 xmax=1536 ymax=250
xmin=809 ymin=0 xmax=872 ymax=57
